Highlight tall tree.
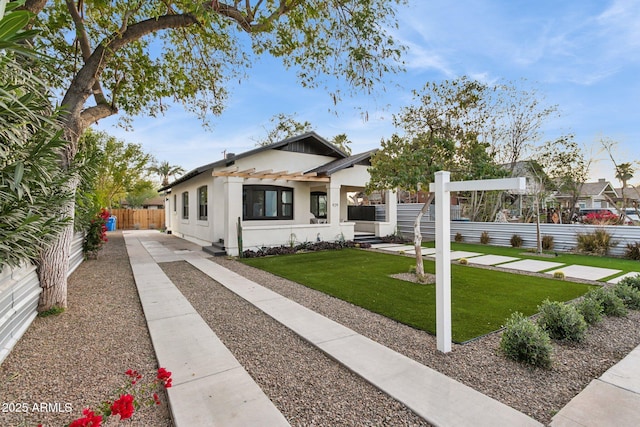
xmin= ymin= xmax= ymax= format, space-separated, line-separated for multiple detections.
xmin=82 ymin=129 xmax=153 ymax=209
xmin=601 ymin=138 xmax=636 ymax=214
xmin=256 ymin=113 xmax=313 ymax=146
xmin=486 ymin=80 xmax=559 ymax=172
xmin=368 ymin=77 xmax=495 ymax=278
xmin=537 ymin=135 xmax=591 ymax=220
xmin=22 ymin=0 xmax=406 ymax=310
xmin=330 ymin=133 xmax=352 ymax=155
xmin=148 ymin=160 xmax=185 ymax=187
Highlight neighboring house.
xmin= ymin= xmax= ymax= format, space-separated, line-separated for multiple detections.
xmin=555 ymin=178 xmax=619 ymax=210
xmin=158 ymin=132 xmax=397 ymax=256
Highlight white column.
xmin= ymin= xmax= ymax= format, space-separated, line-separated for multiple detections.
xmin=435 ymin=171 xmax=452 ymax=353
xmin=223 ymin=176 xmax=244 ymax=256
xmin=328 ymin=185 xmax=341 ymax=224
xmin=385 ymin=189 xmax=398 ymax=227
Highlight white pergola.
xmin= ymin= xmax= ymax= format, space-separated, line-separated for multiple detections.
xmin=429 ymin=171 xmax=526 ymax=353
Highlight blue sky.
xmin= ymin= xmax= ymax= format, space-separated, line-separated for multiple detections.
xmin=97 ymin=0 xmax=640 ymax=186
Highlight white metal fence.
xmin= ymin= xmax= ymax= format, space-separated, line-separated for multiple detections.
xmin=396 ymin=203 xmax=640 ymax=257
xmin=0 ymin=232 xmax=84 ymax=365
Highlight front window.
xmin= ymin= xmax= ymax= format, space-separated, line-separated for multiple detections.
xmin=182 ymin=191 xmax=189 ymax=219
xmin=243 ymin=185 xmax=293 ymax=220
xmin=310 ymin=191 xmax=327 ymax=218
xmin=198 ymin=186 xmax=208 ymax=220
xmin=173 ymin=194 xmax=176 ymax=212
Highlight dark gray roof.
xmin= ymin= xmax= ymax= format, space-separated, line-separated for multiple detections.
xmin=158 ymin=132 xmax=347 ymax=191
xmin=306 ymin=149 xmax=377 ymax=175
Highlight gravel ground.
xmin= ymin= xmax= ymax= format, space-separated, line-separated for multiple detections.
xmin=161 ymin=261 xmax=430 ymax=427
xmin=211 ymin=256 xmax=640 ymax=426
xmin=0 ymin=232 xmax=172 ymax=427
xmin=2 ymin=231 xmax=639 ymax=426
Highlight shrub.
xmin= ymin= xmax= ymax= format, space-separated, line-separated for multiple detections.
xmin=537 ymin=299 xmax=587 ymax=342
xmin=500 ymin=312 xmax=553 ymax=368
xmin=454 ymin=232 xmax=464 ymax=243
xmin=624 ymin=242 xmax=640 ymax=261
xmin=576 ymin=295 xmax=603 ymax=325
xmin=459 ymin=258 xmax=468 ymax=265
xmin=553 ymin=271 xmax=565 ymax=280
xmin=542 ymin=235 xmax=554 ymax=250
xmin=618 ymin=274 xmax=640 ymax=291
xmin=576 ymin=229 xmax=617 ymax=256
xmin=587 ymin=287 xmax=628 ymax=317
xmin=510 ymin=234 xmax=523 ymax=248
xmin=614 ymin=283 xmax=640 ymax=310
xmin=480 ymin=231 xmax=490 ymax=245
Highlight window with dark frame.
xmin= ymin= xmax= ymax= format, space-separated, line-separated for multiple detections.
xmin=310 ymin=191 xmax=327 ymax=218
xmin=243 ymin=185 xmax=293 ymax=220
xmin=197 ymin=185 xmax=208 ymax=220
xmin=173 ymin=194 xmax=176 ymax=212
xmin=182 ymin=191 xmax=189 ymax=219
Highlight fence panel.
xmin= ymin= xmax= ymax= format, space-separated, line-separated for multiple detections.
xmin=110 ymin=209 xmax=165 ymax=230
xmin=0 ymin=232 xmax=84 ymax=365
xmin=397 ymin=203 xmax=640 ymax=257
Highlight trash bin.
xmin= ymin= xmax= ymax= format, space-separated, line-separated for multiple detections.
xmin=106 ymin=216 xmax=117 ymax=231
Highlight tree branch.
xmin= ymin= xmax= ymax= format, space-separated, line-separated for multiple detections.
xmin=80 ymin=104 xmax=118 ymax=127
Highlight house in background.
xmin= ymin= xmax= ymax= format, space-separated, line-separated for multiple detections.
xmin=158 ymin=132 xmax=397 ymax=256
xmin=554 ymin=178 xmax=619 ymax=210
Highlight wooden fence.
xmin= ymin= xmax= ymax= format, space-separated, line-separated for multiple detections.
xmin=110 ymin=209 xmax=165 ymax=230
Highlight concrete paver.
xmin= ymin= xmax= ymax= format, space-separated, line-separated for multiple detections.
xmin=608 ymin=271 xmax=640 ymax=284
xmin=499 ymin=259 xmax=564 ymax=272
xmin=122 ymin=231 xmax=640 ymax=427
xmin=381 ymin=245 xmax=417 ymax=252
xmin=123 ymin=231 xmax=290 ymax=427
xmin=466 ymin=254 xmax=519 ymax=265
xmin=546 ymin=265 xmax=621 ymax=281
xmin=186 ymin=256 xmax=542 ymax=427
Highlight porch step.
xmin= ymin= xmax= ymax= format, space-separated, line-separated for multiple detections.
xmin=353 ymin=233 xmax=384 ymax=245
xmin=203 ymin=242 xmax=227 ymax=257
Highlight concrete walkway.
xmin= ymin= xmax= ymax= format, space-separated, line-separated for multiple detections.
xmin=124 ymin=231 xmax=640 ymax=426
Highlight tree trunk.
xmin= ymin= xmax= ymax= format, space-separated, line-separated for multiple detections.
xmin=37 ymin=177 xmax=78 ymax=311
xmin=413 ymin=193 xmax=435 ymax=278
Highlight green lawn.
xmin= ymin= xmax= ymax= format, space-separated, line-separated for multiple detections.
xmin=242 ymin=249 xmax=596 ymax=342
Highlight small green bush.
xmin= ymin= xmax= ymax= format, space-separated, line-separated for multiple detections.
xmin=624 ymin=242 xmax=640 ymax=260
xmin=576 ymin=295 xmax=603 ymax=325
xmin=618 ymin=274 xmax=640 ymax=291
xmin=500 ymin=312 xmax=553 ymax=368
xmin=588 ymin=287 xmax=628 ymax=317
xmin=454 ymin=232 xmax=464 ymax=242
xmin=542 ymin=235 xmax=554 ymax=250
xmin=614 ymin=283 xmax=640 ymax=310
xmin=459 ymin=258 xmax=468 ymax=265
xmin=510 ymin=234 xmax=523 ymax=248
xmin=553 ymin=271 xmax=565 ymax=280
xmin=537 ymin=299 xmax=587 ymax=342
xmin=480 ymin=231 xmax=490 ymax=245
xmin=576 ymin=229 xmax=617 ymax=256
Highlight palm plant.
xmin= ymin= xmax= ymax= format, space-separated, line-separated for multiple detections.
xmin=148 ymin=161 xmax=185 ymax=187
xmin=0 ymin=4 xmax=74 ymax=269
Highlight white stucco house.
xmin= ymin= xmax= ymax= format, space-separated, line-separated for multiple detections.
xmin=158 ymin=132 xmax=397 ymax=256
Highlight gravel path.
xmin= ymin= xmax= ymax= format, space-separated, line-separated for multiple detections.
xmin=0 ymin=232 xmax=172 ymax=427
xmin=161 ymin=261 xmax=430 ymax=426
xmin=2 ymin=232 xmax=639 ymax=426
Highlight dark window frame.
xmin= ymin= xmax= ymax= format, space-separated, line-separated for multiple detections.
xmin=310 ymin=191 xmax=327 ymax=218
xmin=182 ymin=191 xmax=189 ymax=219
xmin=243 ymin=185 xmax=294 ymax=220
xmin=197 ymin=185 xmax=208 ymax=220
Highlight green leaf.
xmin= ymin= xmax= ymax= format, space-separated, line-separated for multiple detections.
xmin=0 ymin=11 xmax=30 ymax=42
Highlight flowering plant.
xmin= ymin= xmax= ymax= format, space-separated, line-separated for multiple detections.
xmin=82 ymin=208 xmax=110 ymax=259
xmin=57 ymin=367 xmax=172 ymax=427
